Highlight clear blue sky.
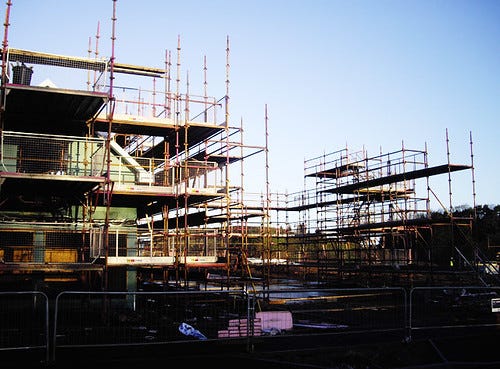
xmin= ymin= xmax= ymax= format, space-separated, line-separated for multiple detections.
xmin=5 ymin=0 xmax=500 ymax=209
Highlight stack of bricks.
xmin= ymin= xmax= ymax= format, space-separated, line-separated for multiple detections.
xmin=217 ymin=317 xmax=262 ymax=338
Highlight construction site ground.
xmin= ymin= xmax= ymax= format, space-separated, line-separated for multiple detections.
xmin=5 ymin=326 xmax=499 ymax=369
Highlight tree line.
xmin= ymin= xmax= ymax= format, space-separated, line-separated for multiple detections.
xmin=432 ymin=204 xmax=500 ymax=260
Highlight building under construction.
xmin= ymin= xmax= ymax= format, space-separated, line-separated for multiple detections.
xmin=0 ymin=1 xmax=496 ymax=295
xmin=0 ymin=1 xmax=272 ymax=293
xmin=263 ymin=140 xmax=499 ymax=288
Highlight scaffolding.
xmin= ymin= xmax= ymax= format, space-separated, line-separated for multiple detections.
xmin=0 ymin=1 xmax=268 ymax=292
xmin=255 ymin=137 xmax=499 ymax=287
xmin=0 ymin=1 xmax=496 ymax=293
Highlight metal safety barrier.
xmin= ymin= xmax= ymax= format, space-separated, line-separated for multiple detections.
xmin=0 ymin=291 xmax=50 ymax=364
xmin=409 ymin=286 xmax=500 ymax=341
xmin=52 ymin=289 xmax=248 ymax=361
xmin=1 ymin=286 xmax=499 ymax=365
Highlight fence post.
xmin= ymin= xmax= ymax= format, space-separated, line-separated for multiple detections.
xmin=246 ymin=291 xmax=254 ymax=353
xmin=406 ymin=287 xmax=413 ymax=343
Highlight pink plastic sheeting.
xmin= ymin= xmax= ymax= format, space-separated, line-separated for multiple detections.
xmin=256 ymin=311 xmax=293 ymax=331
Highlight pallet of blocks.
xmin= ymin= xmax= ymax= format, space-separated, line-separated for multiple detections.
xmin=217 ymin=317 xmax=262 ymax=338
